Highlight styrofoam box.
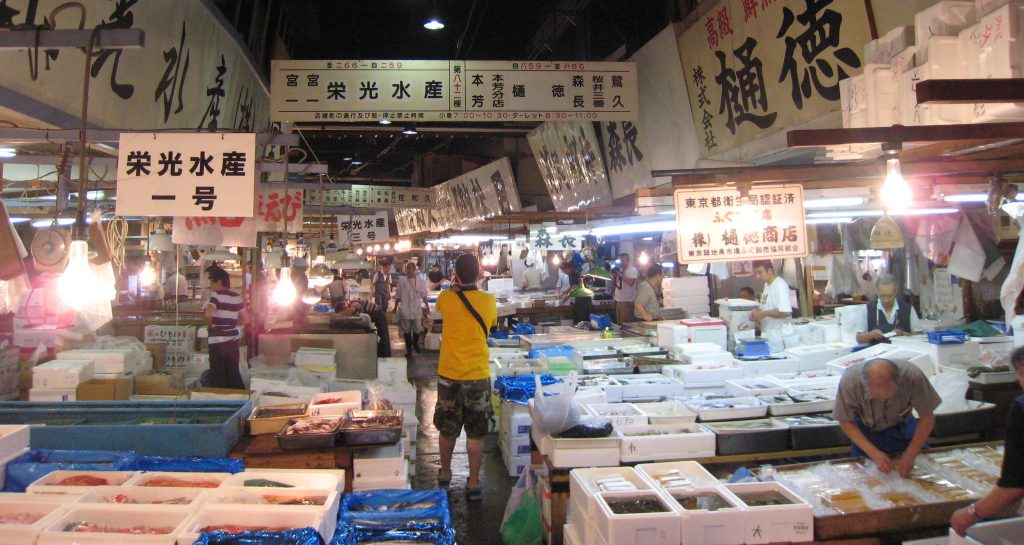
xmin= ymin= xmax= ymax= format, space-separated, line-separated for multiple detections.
xmin=864 ymin=25 xmax=916 ymax=65
xmin=225 ymin=470 xmax=341 ymax=492
xmin=616 ymin=374 xmax=686 ymax=401
xmin=57 ymin=349 xmax=138 ymax=374
xmin=129 ymin=471 xmax=231 ymax=489
xmin=665 ymin=364 xmax=744 ymax=387
xmin=784 ymin=343 xmax=855 ymax=372
xmin=77 ymin=486 xmax=209 ymax=508
xmin=840 ymin=72 xmax=868 ymax=128
xmin=0 ymin=425 xmax=30 ymax=457
xmin=891 ymin=46 xmax=919 ymax=74
xmin=657 ymin=323 xmax=689 ymax=350
xmin=634 ymin=401 xmax=697 ymax=424
xmin=353 ymin=443 xmax=405 ymax=481
xmin=593 ymin=489 xmax=682 ymax=545
xmin=723 ymin=481 xmax=813 ymax=545
xmin=546 ymin=441 xmax=620 ymax=469
xmin=962 ymin=1 xmax=1024 ymax=120
xmin=764 ymin=370 xmax=838 ymax=387
xmin=891 ymin=337 xmax=982 ymax=370
xmin=32 ymin=360 xmax=95 ymax=389
xmin=28 ymin=388 xmax=77 ymax=402
xmin=737 ymin=357 xmax=800 ymax=378
xmin=306 ymin=390 xmax=362 ymax=417
xmin=863 ymin=64 xmax=899 ymax=127
xmin=897 ymin=60 xmax=969 ymax=126
xmin=618 ymin=423 xmax=716 ymax=462
xmin=673 ymin=343 xmax=726 ymax=356
xmin=178 ymin=507 xmax=326 ymax=545
xmin=28 ymin=471 xmax=137 ymax=496
xmin=687 ymin=397 xmax=768 ymax=422
xmin=785 ymin=375 xmax=842 ymax=395
xmin=917 ymin=1 xmax=977 ymax=53
xmin=295 ymin=347 xmax=336 ymax=369
xmin=564 ymin=523 xmax=583 ymax=545
xmin=636 ymin=460 xmax=718 ymax=491
xmin=383 ymin=382 xmax=417 ymax=405
xmin=662 ymin=277 xmax=709 ymax=291
xmin=678 ymin=351 xmax=734 ymax=367
xmin=827 ymin=349 xmax=931 ymax=377
xmin=963 ymin=514 xmax=1024 ymax=545
xmin=667 ymin=486 xmax=747 ymax=545
xmin=570 ymin=466 xmax=656 ymax=521
xmin=501 ymin=401 xmax=532 ymax=437
xmin=0 ymin=496 xmax=69 ymax=545
xmin=978 ymin=0 xmax=1013 ymax=16
xmin=501 ymin=453 xmax=531 ymax=477
xmin=724 ymin=378 xmax=788 ymax=397
xmin=39 ymin=505 xmax=192 ymax=545
xmin=377 ymin=357 xmax=408 ymax=384
xmin=205 ymin=488 xmax=340 ymax=541
xmin=500 ymin=429 xmax=532 ymax=456
xmin=823 ymin=343 xmax=905 ymax=371
xmin=249 ymin=378 xmax=326 ymax=399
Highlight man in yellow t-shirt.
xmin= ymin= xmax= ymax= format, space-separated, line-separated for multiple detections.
xmin=434 ymin=253 xmax=497 ymax=501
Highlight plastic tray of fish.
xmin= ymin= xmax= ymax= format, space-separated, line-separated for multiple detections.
xmin=275 ymin=417 xmax=343 ymax=450
xmin=339 ymin=410 xmax=403 ymax=446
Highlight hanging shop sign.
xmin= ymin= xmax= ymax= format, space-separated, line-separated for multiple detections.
xmin=116 ymin=133 xmax=256 ymax=217
xmin=337 ymin=210 xmax=392 ymax=245
xmin=256 ymin=188 xmax=304 ymax=232
xmin=395 ymin=208 xmax=432 ymax=237
xmin=171 ymin=216 xmax=258 ymax=247
xmin=678 ymin=0 xmax=870 ymax=159
xmin=0 ymin=0 xmax=269 ymax=131
xmin=527 ymin=121 xmax=613 ymax=212
xmin=305 ymin=185 xmax=437 ymax=209
xmin=270 ymin=60 xmax=637 ymax=123
xmin=674 ymin=185 xmax=807 ymax=264
xmin=530 ymin=225 xmax=582 ymax=253
xmin=601 ymin=26 xmax=701 ymax=199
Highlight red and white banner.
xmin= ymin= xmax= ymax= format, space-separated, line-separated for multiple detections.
xmin=256 ymin=188 xmax=304 ymax=232
xmin=172 ymin=216 xmax=257 ymax=247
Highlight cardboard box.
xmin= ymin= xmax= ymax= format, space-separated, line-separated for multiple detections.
xmin=146 ymin=343 xmax=167 ymax=371
xmin=189 ymin=387 xmax=253 ymax=400
xmin=77 ymin=378 xmax=132 ymax=401
xmin=135 ymin=371 xmax=185 ymax=395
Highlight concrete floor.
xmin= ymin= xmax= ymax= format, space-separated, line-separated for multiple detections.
xmin=392 ymin=326 xmax=514 ymax=545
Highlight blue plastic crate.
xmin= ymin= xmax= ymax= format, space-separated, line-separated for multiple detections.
xmin=735 ymin=339 xmax=771 ymax=357
xmin=927 ymin=330 xmax=967 ymax=345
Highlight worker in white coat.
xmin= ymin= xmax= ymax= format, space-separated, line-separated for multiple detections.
xmin=749 ymin=260 xmax=801 ymax=353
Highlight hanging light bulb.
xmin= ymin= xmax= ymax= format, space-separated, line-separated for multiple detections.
xmin=638 ymin=252 xmax=650 ymax=266
xmin=383 ymin=242 xmax=391 ymax=252
xmin=551 ymin=253 xmax=562 ymax=266
xmin=880 ymin=155 xmax=912 ymax=210
xmin=374 ymin=244 xmax=382 ymax=252
xmin=356 ymin=247 xmax=364 ymax=256
xmin=308 ymin=255 xmax=334 ymax=289
xmin=301 ymin=287 xmax=322 ymax=305
xmin=139 ymin=261 xmax=157 ymax=286
xmin=425 ymin=243 xmax=433 ymax=251
xmin=58 ymin=240 xmax=101 ymax=310
xmin=271 ymin=268 xmax=297 ymax=306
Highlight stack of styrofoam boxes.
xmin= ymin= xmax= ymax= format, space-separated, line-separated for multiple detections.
xmin=638 ymin=461 xmax=742 ymax=545
xmin=716 ymin=299 xmax=759 ymax=351
xmin=352 ymin=443 xmax=409 ymax=491
xmin=658 ymin=318 xmax=727 ymax=351
xmin=0 ymin=348 xmax=19 ymax=401
xmin=662 ymin=277 xmax=711 ymax=316
xmin=56 ymin=348 xmax=142 ymax=395
xmin=295 ymin=347 xmax=337 ymax=382
xmin=0 ymin=492 xmax=74 ymax=545
xmin=891 ymin=335 xmax=982 ymax=374
xmin=375 ymin=357 xmax=417 ymax=424
xmin=567 ymin=467 xmax=666 ymax=545
xmin=783 ymin=343 xmax=855 ymax=372
xmin=499 ymin=401 xmax=533 ymax=476
xmin=959 ymin=0 xmax=1024 ymax=122
xmin=0 ymin=425 xmax=30 ymax=489
xmin=824 ymin=343 xmax=932 ymax=376
xmin=145 ymin=325 xmax=200 ymax=387
xmin=842 ymin=26 xmax=912 ymax=130
xmin=29 ymin=359 xmax=94 ymax=401
xmin=664 ymin=343 xmax=742 ymax=389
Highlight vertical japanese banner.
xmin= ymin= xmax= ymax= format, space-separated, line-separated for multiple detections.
xmin=674 ymin=185 xmax=807 ymax=264
xmin=679 ymin=0 xmax=870 ymax=159
xmin=171 ymin=216 xmax=258 ymax=247
xmin=396 ymin=208 xmax=433 ymax=236
xmin=337 ymin=211 xmax=392 ymax=246
xmin=527 ymin=121 xmax=613 ymax=212
xmin=601 ymin=26 xmax=701 ymax=199
xmin=256 ymin=188 xmax=304 ymax=232
xmin=432 ymin=157 xmax=523 ymax=231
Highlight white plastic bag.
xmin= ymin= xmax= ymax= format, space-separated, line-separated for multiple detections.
xmin=930 ymin=372 xmax=969 ymax=412
xmin=532 ymin=372 xmax=581 ymax=435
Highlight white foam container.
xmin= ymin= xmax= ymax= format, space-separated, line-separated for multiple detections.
xmin=722 ymin=481 xmax=814 ymax=545
xmin=28 ymin=471 xmax=137 ymax=496
xmin=667 ymin=486 xmax=747 ymax=545
xmin=617 ymin=423 xmax=716 ymax=462
xmin=500 ymin=400 xmax=533 ymax=437
xmin=77 ymin=486 xmax=208 ymax=508
xmin=760 ymin=394 xmax=836 ymax=416
xmin=687 ymin=397 xmax=768 ymax=421
xmin=616 ymin=374 xmax=686 ymax=401
xmin=592 ymin=489 xmax=682 ymax=545
xmin=665 ymin=364 xmax=744 ymax=388
xmin=917 ymin=1 xmax=977 ymax=53
xmin=764 ymin=370 xmax=838 ymax=388
xmin=677 ymin=351 xmax=734 ymax=367
xmin=584 ymin=403 xmax=648 ymax=428
xmin=204 ymin=488 xmax=340 ymax=540
xmin=177 ymin=507 xmax=326 ymax=545
xmin=962 ymin=1 xmax=1024 ymax=121
xmin=570 ymin=466 xmax=656 ymax=524
xmin=634 ymin=401 xmax=697 ymax=424
xmin=636 ymin=461 xmax=719 ymax=492
xmin=564 ymin=522 xmax=583 ymax=545
xmin=737 ymin=356 xmax=801 ymax=378
xmin=724 ymin=379 xmax=788 ymax=397
xmin=57 ymin=349 xmax=137 ymax=375
xmin=0 ymin=497 xmax=69 ymax=545
xmin=305 ymin=390 xmax=362 ymax=417
xmin=38 ymin=505 xmax=192 ymax=545
xmin=546 ymin=441 xmax=620 ymax=469
xmin=0 ymin=425 xmax=29 ymax=458
xmin=126 ymin=472 xmax=230 ymax=490
xmin=784 ymin=343 xmax=855 ymax=372
xmin=31 ymin=360 xmax=95 ymax=389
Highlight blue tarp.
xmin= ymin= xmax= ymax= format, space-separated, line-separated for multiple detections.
xmin=3 ymin=449 xmax=137 ymax=492
xmin=132 ymin=455 xmax=244 ymax=474
xmin=338 ymin=489 xmax=450 ymax=529
xmin=192 ymin=528 xmax=325 ymax=545
xmin=494 ymin=374 xmax=560 ymax=405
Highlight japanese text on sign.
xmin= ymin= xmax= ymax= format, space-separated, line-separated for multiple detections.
xmin=271 ymin=60 xmax=638 ymax=123
xmin=528 ymin=121 xmax=613 ymax=212
xmin=257 ymin=188 xmax=304 ymax=232
xmin=116 ymin=133 xmax=256 ymax=217
xmin=306 ymin=185 xmax=437 ymax=209
xmin=337 ymin=210 xmax=391 ymax=245
xmin=674 ymin=185 xmax=807 ymax=264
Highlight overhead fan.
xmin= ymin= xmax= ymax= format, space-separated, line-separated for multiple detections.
xmin=30 ymin=225 xmax=71 ymax=272
xmin=986 ymin=176 xmax=1019 ymax=215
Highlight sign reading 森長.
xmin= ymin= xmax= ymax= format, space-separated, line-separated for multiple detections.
xmin=116 ymin=133 xmax=256 ymax=217
xmin=674 ymin=185 xmax=807 ymax=264
xmin=271 ymin=60 xmax=637 ymax=123
xmin=679 ymin=0 xmax=870 ymax=159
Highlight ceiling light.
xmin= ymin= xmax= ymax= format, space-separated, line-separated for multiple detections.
xmin=942 ymin=193 xmax=1024 ymax=203
xmin=356 ymin=247 xmax=364 ymax=256
xmin=307 ymin=255 xmax=334 ymax=288
xmin=591 ymin=220 xmax=677 ymax=237
xmin=638 ymin=252 xmax=650 ymax=265
xmin=880 ymin=156 xmax=912 ymax=210
xmin=58 ymin=240 xmax=102 ymax=311
xmin=139 ymin=261 xmax=157 ymax=286
xmin=551 ymin=253 xmax=562 ymax=265
xmin=402 ymin=126 xmax=418 ymax=135
xmin=0 ymin=147 xmax=15 ymax=158
xmin=9 ymin=217 xmax=29 ymax=224
xmin=807 ymin=208 xmax=958 ymax=219
xmin=378 ymin=118 xmax=392 ymax=125
xmin=806 ymin=217 xmax=854 ymax=224
xmin=272 ymin=269 xmax=297 ymax=306
xmin=425 ymin=244 xmax=433 ymax=251
xmin=350 ymin=158 xmax=364 ymax=165
xmin=343 ymin=155 xmax=353 ymax=161
xmin=383 ymin=242 xmax=391 ymax=251
xmin=301 ymin=288 xmax=322 ymax=305
xmin=804 ymin=197 xmax=867 ymax=209
xmin=423 ymin=18 xmax=445 ymax=30
xmin=32 ymin=218 xmax=75 ymax=228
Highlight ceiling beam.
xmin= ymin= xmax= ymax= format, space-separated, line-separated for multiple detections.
xmin=0 ymin=129 xmax=299 ymax=146
xmin=0 ymin=156 xmax=327 ymax=173
xmin=787 ymin=122 xmax=1024 ymax=147
xmin=476 ymin=206 xmax=634 ymax=224
xmin=915 ymin=78 xmax=1024 ymax=104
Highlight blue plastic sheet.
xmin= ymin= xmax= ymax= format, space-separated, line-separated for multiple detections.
xmin=192 ymin=527 xmax=325 ymax=545
xmin=338 ymin=489 xmax=450 ymax=530
xmin=494 ymin=374 xmax=560 ymax=405
xmin=3 ymin=449 xmax=138 ymax=492
xmin=132 ymin=456 xmax=244 ymax=474
xmin=330 ymin=528 xmax=454 ymax=545
xmin=526 ymin=345 xmax=575 ymax=360
xmin=511 ymin=323 xmax=536 ymax=335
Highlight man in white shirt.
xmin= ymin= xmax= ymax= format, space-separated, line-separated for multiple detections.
xmin=394 ymin=260 xmax=430 ymax=356
xmin=521 ymin=260 xmax=543 ymax=290
xmin=555 ymin=267 xmax=571 ymax=297
xmin=750 ymin=260 xmax=800 ymax=352
xmin=163 ymin=269 xmax=190 ymax=302
xmin=612 ymin=253 xmax=638 ymax=323
xmin=856 ymin=274 xmax=921 ymax=345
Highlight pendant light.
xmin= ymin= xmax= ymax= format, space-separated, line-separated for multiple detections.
xmin=301 ymin=287 xmax=322 ymax=305
xmin=308 ymin=255 xmax=334 ymax=289
xmin=271 ymin=268 xmax=297 ymax=306
xmin=58 ymin=240 xmax=101 ymax=310
xmin=139 ymin=261 xmax=157 ymax=286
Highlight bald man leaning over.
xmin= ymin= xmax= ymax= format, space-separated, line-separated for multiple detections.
xmin=833 ymin=358 xmax=942 ymax=477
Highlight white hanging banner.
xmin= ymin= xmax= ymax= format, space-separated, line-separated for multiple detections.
xmin=271 ymin=60 xmax=638 ymax=122
xmin=306 ymin=185 xmax=437 ymax=209
xmin=256 ymin=188 xmax=304 ymax=232
xmin=527 ymin=121 xmax=613 ymax=212
xmin=396 ymin=208 xmax=433 ymax=236
xmin=529 ymin=225 xmax=582 ymax=253
xmin=337 ymin=211 xmax=392 ymax=245
xmin=171 ymin=216 xmax=258 ymax=247
xmin=674 ymin=184 xmax=808 ymax=264
xmin=116 ymin=133 xmax=256 ymax=217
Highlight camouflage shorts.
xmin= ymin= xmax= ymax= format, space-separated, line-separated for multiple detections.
xmin=433 ymin=377 xmax=492 ymax=439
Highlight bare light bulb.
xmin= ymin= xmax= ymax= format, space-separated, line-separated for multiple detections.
xmin=271 ymin=267 xmax=297 ymax=306
xmin=58 ymin=240 xmax=101 ymax=311
xmin=425 ymin=244 xmax=433 ymax=251
xmin=383 ymin=242 xmax=391 ymax=251
xmin=638 ymin=252 xmax=650 ymax=266
xmin=356 ymin=247 xmax=364 ymax=256
xmin=301 ymin=288 xmax=322 ymax=305
xmin=308 ymin=255 xmax=333 ymax=288
xmin=552 ymin=254 xmax=562 ymax=266
xmin=139 ymin=261 xmax=157 ymax=286
xmin=374 ymin=244 xmax=381 ymax=252
xmin=881 ymin=157 xmax=912 ymax=210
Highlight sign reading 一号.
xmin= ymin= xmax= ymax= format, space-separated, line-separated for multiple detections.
xmin=674 ymin=185 xmax=807 ymax=264
xmin=116 ymin=133 xmax=256 ymax=217
xmin=306 ymin=185 xmax=437 ymax=209
xmin=271 ymin=60 xmax=637 ymax=123
xmin=337 ymin=210 xmax=391 ymax=245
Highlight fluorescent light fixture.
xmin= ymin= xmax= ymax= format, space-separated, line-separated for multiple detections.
xmin=660 ymin=262 xmax=674 ymax=268
xmin=803 ymin=197 xmax=866 ymax=209
xmin=9 ymin=217 xmax=29 ymax=223
xmin=658 ymin=210 xmax=676 ymax=216
xmin=807 ymin=208 xmax=958 ymax=219
xmin=591 ymin=220 xmax=676 ymax=237
xmin=942 ymin=193 xmax=1024 ymax=203
xmin=642 ymin=236 xmax=653 ymax=241
xmin=424 ymin=18 xmax=445 ymax=30
xmin=350 ymin=159 xmax=364 ymax=165
xmin=0 ymin=147 xmax=15 ymax=158
xmin=402 ymin=126 xmax=418 ymax=135
xmin=557 ymin=229 xmax=590 ymax=238
xmin=806 ymin=217 xmax=854 ymax=224
xmin=378 ymin=118 xmax=392 ymax=125
xmin=32 ymin=218 xmax=75 ymax=228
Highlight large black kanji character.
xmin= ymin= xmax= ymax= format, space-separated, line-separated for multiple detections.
xmin=199 ymin=55 xmax=227 ymax=130
xmin=125 ymin=150 xmax=151 ymax=176
xmin=193 ymin=186 xmax=216 ymax=211
xmin=715 ymin=37 xmax=778 ymax=135
xmin=189 ymin=151 xmax=214 ymax=176
xmin=777 ymin=0 xmax=861 ymax=109
xmin=221 ymin=151 xmax=246 ymax=176
xmin=155 ymin=22 xmax=190 ymax=123
xmin=157 ymin=151 xmax=183 ymax=176
xmin=90 ymin=0 xmax=138 ymax=100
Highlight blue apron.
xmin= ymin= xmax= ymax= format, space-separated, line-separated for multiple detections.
xmin=850 ymin=415 xmax=922 ymax=457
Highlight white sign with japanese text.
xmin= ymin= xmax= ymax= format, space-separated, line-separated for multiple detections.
xmin=395 ymin=208 xmax=431 ymax=237
xmin=256 ymin=188 xmax=304 ymax=233
xmin=674 ymin=185 xmax=807 ymax=264
xmin=271 ymin=60 xmax=637 ymax=123
xmin=528 ymin=121 xmax=613 ymax=212
xmin=116 ymin=133 xmax=256 ymax=217
xmin=530 ymin=225 xmax=582 ymax=253
xmin=306 ymin=185 xmax=437 ymax=209
xmin=171 ymin=216 xmax=258 ymax=247
xmin=679 ymin=0 xmax=870 ymax=159
xmin=337 ymin=211 xmax=391 ymax=245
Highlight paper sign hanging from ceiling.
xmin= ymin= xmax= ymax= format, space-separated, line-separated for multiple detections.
xmin=306 ymin=185 xmax=437 ymax=209
xmin=171 ymin=216 xmax=258 ymax=247
xmin=337 ymin=210 xmax=391 ymax=245
xmin=678 ymin=0 xmax=870 ymax=160
xmin=271 ymin=60 xmax=637 ymax=123
xmin=674 ymin=185 xmax=807 ymax=264
xmin=527 ymin=121 xmax=613 ymax=212
xmin=530 ymin=225 xmax=582 ymax=253
xmin=116 ymin=133 xmax=256 ymax=217
xmin=256 ymin=188 xmax=304 ymax=232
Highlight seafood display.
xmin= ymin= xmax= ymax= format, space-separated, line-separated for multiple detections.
xmin=341 ymin=413 xmax=402 ymax=429
xmin=63 ymin=522 xmax=174 ymax=534
xmin=244 ymin=479 xmax=295 ymax=488
xmin=198 ymin=524 xmax=292 ymax=533
xmin=56 ymin=475 xmax=109 ymax=486
xmin=313 ymin=396 xmax=349 ymax=405
xmin=106 ymin=494 xmax=191 ymax=504
xmin=734 ymin=490 xmax=794 ymax=506
xmin=0 ymin=512 xmax=46 ymax=524
xmin=283 ymin=417 xmax=341 ymax=434
xmin=351 ymin=500 xmax=439 ymax=511
xmin=619 ymin=427 xmax=696 ymax=437
xmin=606 ymin=497 xmax=669 ymax=514
xmin=651 ymin=470 xmax=696 ymax=489
xmin=592 ymin=477 xmax=639 ymax=493
xmin=140 ymin=477 xmax=221 ymax=488
xmin=674 ymin=492 xmax=732 ymax=511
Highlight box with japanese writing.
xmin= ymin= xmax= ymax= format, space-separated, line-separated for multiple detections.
xmin=142 ymin=325 xmax=195 ymax=352
xmin=618 ymin=423 xmax=716 ymax=462
xmin=721 ymin=481 xmax=814 ymax=545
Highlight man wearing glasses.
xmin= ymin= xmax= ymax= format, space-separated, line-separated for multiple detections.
xmin=856 ymin=274 xmax=921 ymax=345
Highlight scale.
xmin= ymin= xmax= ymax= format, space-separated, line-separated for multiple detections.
xmin=30 ymin=226 xmax=70 ymax=272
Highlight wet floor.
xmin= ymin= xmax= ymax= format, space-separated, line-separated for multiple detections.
xmin=392 ymin=326 xmax=514 ymax=545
